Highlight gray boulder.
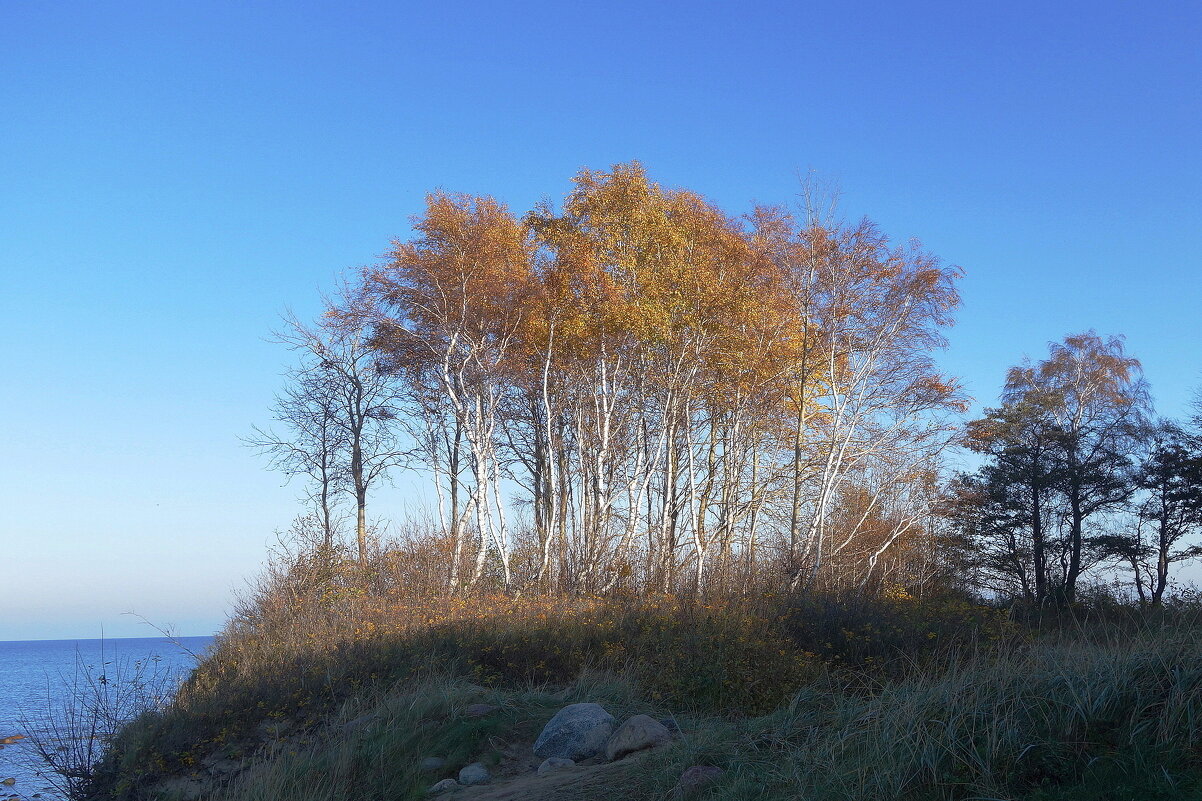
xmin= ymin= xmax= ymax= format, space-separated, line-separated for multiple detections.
xmin=605 ymin=714 xmax=672 ymax=761
xmin=457 ymin=762 xmax=490 ymax=785
xmin=536 ymin=757 xmax=575 ymax=776
xmin=671 ymin=766 xmax=726 ymax=799
xmin=532 ymin=703 xmax=616 ymax=761
xmin=464 ymin=703 xmax=499 ymax=718
xmin=427 ymin=778 xmax=459 ymax=795
xmin=420 ymin=756 xmax=446 ymax=773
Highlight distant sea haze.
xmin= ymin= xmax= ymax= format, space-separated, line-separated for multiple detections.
xmin=0 ymin=636 xmax=214 ymax=799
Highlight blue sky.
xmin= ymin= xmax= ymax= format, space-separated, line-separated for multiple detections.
xmin=2 ymin=0 xmax=1199 ymax=639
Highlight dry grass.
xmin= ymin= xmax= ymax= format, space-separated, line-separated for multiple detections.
xmin=80 ymin=548 xmax=1202 ymax=801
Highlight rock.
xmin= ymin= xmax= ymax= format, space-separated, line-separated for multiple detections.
xmin=536 ymin=757 xmax=575 ymax=775
xmin=420 ymin=756 xmax=447 ymax=773
xmin=457 ymin=762 xmax=490 ymax=785
xmin=672 ymin=766 xmax=726 ymax=799
xmin=0 ymin=779 xmax=13 ymax=787
xmin=532 ymin=703 xmax=616 ymax=761
xmin=427 ymin=778 xmax=459 ymax=794
xmin=464 ymin=703 xmax=499 ymax=718
xmin=605 ymin=714 xmax=672 ymax=761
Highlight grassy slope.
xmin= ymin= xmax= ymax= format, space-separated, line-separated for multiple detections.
xmin=88 ymin=595 xmax=1202 ymax=801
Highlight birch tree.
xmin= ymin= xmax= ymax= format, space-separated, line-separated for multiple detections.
xmin=365 ymin=192 xmax=534 ymax=589
xmin=326 ymin=162 xmax=967 ymax=595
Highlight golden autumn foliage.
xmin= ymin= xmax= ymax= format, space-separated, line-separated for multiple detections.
xmin=341 ymin=162 xmax=964 ymax=596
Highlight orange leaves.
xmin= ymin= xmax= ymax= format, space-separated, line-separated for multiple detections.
xmin=363 ymin=162 xmax=964 ymax=430
xmin=370 ymin=192 xmax=536 ymax=370
xmin=524 ymin=163 xmax=828 ymax=420
xmin=341 ymin=163 xmax=967 ymax=596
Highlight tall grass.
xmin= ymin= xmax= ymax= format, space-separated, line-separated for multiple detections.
xmin=735 ymin=616 xmax=1202 ymax=799
xmin=80 ymin=544 xmax=1202 ymax=801
xmin=207 ymin=672 xmax=663 ymax=801
xmin=91 ymin=612 xmax=1202 ymax=801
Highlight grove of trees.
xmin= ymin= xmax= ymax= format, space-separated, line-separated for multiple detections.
xmin=253 ymin=163 xmax=1202 ymax=606
xmin=953 ymin=334 xmax=1202 ymax=606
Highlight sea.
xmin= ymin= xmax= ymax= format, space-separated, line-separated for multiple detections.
xmin=0 ymin=636 xmax=214 ymax=799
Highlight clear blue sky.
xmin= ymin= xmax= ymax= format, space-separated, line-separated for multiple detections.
xmin=2 ymin=0 xmax=1199 ymax=640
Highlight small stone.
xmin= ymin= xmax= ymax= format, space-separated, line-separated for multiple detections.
xmin=457 ymin=762 xmax=490 ymax=785
xmin=0 ymin=780 xmax=13 ymax=787
xmin=420 ymin=756 xmax=446 ymax=773
xmin=427 ymin=777 xmax=459 ymax=794
xmin=672 ymin=766 xmax=726 ymax=799
xmin=464 ymin=703 xmax=499 ymax=718
xmin=536 ymin=757 xmax=575 ymax=775
xmin=605 ymin=714 xmax=672 ymax=761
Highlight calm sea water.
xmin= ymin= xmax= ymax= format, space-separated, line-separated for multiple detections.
xmin=0 ymin=636 xmax=214 ymax=799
